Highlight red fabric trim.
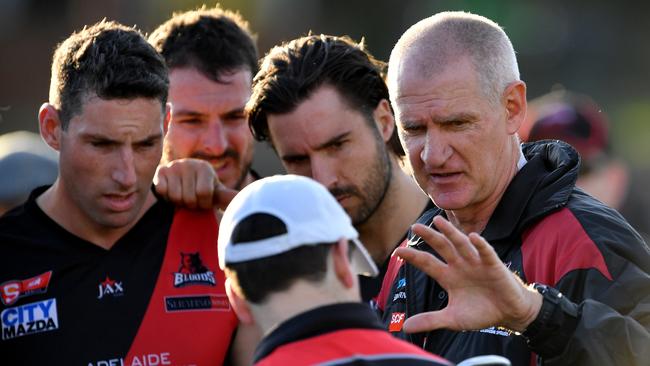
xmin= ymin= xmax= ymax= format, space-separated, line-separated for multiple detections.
xmin=376 ymin=239 xmax=408 ymax=312
xmin=257 ymin=328 xmax=450 ymax=365
xmin=521 ymin=208 xmax=613 ymax=286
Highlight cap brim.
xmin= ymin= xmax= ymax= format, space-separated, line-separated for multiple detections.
xmin=350 ymin=238 xmax=379 ymax=277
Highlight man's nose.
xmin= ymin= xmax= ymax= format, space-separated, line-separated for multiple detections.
xmin=421 ymin=129 xmax=451 ymax=168
xmin=202 ymin=120 xmax=228 ymax=155
xmin=112 ymin=147 xmax=137 ymax=188
xmin=310 ymin=155 xmax=339 ymax=189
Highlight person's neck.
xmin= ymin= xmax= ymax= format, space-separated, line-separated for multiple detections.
xmin=446 ymin=140 xmax=521 ymax=234
xmin=252 ymin=280 xmax=359 ymax=337
xmin=356 ymin=157 xmax=429 ymax=265
xmin=36 ymin=180 xmax=156 ymax=249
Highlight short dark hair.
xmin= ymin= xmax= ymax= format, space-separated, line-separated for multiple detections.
xmin=247 ymin=34 xmax=404 ymax=157
xmin=223 ymin=212 xmax=332 ymax=304
xmin=225 ymin=244 xmax=331 ymax=304
xmin=225 ymin=212 xmax=355 ymax=304
xmin=148 ymin=5 xmax=258 ymax=82
xmin=49 ymin=20 xmax=169 ymax=129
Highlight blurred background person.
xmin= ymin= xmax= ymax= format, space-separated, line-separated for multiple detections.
xmin=149 ymin=5 xmax=260 ymax=194
xmin=0 ymin=130 xmax=57 ymax=214
xmin=521 ymin=89 xmax=650 ymax=241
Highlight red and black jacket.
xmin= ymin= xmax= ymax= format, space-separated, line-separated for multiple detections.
xmin=378 ymin=141 xmax=650 ymax=365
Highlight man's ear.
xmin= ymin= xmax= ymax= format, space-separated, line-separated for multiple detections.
xmin=503 ymin=81 xmax=527 ymax=135
xmin=38 ymin=103 xmax=63 ymax=151
xmin=331 ymin=238 xmax=355 ymax=289
xmin=225 ymin=277 xmax=255 ymax=325
xmin=372 ymin=99 xmax=396 ymax=144
xmin=163 ymin=102 xmax=172 ymax=134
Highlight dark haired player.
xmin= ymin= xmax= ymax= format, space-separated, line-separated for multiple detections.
xmin=149 ymin=5 xmax=260 ymax=205
xmin=0 ymin=20 xmax=247 ymax=365
xmin=247 ymin=35 xmax=431 ymax=306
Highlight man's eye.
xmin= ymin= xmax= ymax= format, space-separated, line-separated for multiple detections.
xmin=284 ymin=156 xmax=307 ymax=164
xmin=178 ymin=118 xmax=201 ymax=125
xmin=135 ymin=141 xmax=156 ymax=150
xmin=402 ymin=125 xmax=424 ymax=134
xmin=91 ymin=141 xmax=112 ymax=147
xmin=226 ymin=113 xmax=246 ymax=120
xmin=223 ymin=115 xmax=247 ymax=126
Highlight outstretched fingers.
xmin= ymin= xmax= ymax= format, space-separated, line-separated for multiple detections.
xmin=395 ymin=246 xmax=447 ymax=280
xmin=411 ymin=223 xmax=458 ymax=263
xmin=468 ymin=232 xmax=501 ymax=266
xmin=402 ymin=308 xmax=451 ymax=333
xmin=432 ymin=216 xmax=480 ymax=262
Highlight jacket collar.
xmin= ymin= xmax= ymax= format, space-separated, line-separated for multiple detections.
xmin=253 ymin=302 xmax=383 ymax=363
xmin=411 ymin=140 xmax=579 ymax=248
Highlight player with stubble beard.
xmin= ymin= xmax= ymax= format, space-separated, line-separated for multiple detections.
xmin=148 ymin=6 xmax=259 ymax=208
xmin=246 ymin=35 xmax=431 ymax=306
xmin=0 ymin=20 xmax=252 ymax=365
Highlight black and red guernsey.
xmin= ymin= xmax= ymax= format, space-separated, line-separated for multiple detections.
xmin=0 ymin=188 xmax=237 ymax=365
xmin=378 ymin=141 xmax=650 ymax=366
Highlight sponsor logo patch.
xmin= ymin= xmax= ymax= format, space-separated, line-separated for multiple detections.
xmin=164 ymin=294 xmax=230 ymax=313
xmin=173 ymin=252 xmax=216 ymax=288
xmin=97 ymin=276 xmax=124 ymax=300
xmin=389 ymin=312 xmax=406 ymax=332
xmin=88 ymin=352 xmax=172 ymax=366
xmin=0 ymin=271 xmax=53 ymax=306
xmin=392 ymin=291 xmax=407 ymax=303
xmin=1 ymin=298 xmax=59 ymax=340
xmin=396 ymin=278 xmax=406 ymax=289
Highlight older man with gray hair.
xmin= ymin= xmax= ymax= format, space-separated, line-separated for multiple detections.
xmin=379 ymin=11 xmax=650 ymax=366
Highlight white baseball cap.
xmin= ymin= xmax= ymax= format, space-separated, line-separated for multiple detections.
xmin=218 ymin=174 xmax=379 ymax=277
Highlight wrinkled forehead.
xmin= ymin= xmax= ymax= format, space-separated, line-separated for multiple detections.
xmin=67 ymin=96 xmax=166 ymax=135
xmin=389 ymin=61 xmax=488 ymax=129
xmin=389 ymin=43 xmax=470 ymax=97
xmin=390 ymin=56 xmax=478 ymax=102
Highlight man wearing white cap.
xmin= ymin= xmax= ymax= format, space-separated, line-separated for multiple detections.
xmin=217 ymin=175 xmax=452 ymax=366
